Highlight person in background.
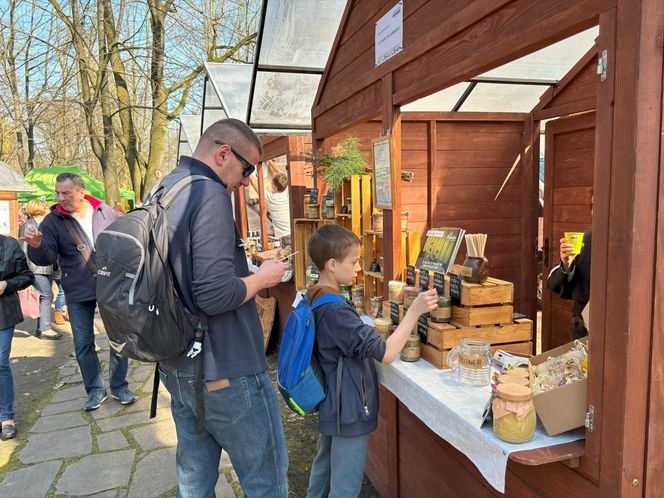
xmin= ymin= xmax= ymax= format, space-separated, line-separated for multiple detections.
xmin=52 ymin=262 xmax=68 ymax=325
xmin=20 ymin=200 xmax=62 ymax=339
xmin=547 ymin=232 xmax=592 ymax=339
xmin=0 ymin=234 xmax=35 ymax=440
xmin=20 ymin=173 xmax=135 ymax=411
xmin=249 ymin=160 xmax=291 ymax=239
xmin=305 ymin=224 xmax=438 ymax=498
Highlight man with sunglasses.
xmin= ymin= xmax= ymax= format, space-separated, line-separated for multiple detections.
xmin=157 ymin=119 xmax=289 ymax=497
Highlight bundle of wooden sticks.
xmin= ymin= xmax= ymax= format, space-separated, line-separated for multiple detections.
xmin=465 ymin=233 xmax=487 ymax=258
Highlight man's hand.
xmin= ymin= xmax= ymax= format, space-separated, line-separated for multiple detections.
xmin=0 ymin=281 xmax=7 ymax=295
xmin=19 ymin=224 xmax=43 ymax=248
xmin=256 ymin=258 xmax=286 ymax=288
xmin=559 ymin=237 xmax=577 ymax=270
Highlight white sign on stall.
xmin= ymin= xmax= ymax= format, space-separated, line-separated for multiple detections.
xmin=375 ymin=1 xmax=403 ymax=67
xmin=0 ymin=201 xmax=10 ymax=235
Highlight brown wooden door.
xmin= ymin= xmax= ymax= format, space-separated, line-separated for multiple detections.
xmin=541 ymin=112 xmax=594 ymax=351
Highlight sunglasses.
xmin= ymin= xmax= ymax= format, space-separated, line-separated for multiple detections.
xmin=214 ymin=140 xmax=256 ymax=177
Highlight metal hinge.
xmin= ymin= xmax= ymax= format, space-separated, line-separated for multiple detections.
xmin=585 ymin=405 xmax=594 ymax=431
xmin=597 ymin=50 xmax=608 ymax=82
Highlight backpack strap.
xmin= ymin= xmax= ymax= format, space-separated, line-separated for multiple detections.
xmin=336 ymin=355 xmax=344 ymax=435
xmin=311 ymin=293 xmax=346 ymax=310
xmin=156 ymin=175 xmax=214 ymax=209
xmin=62 ymin=217 xmax=98 ymax=277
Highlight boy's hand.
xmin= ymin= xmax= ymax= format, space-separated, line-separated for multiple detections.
xmin=559 ymin=237 xmax=577 ymax=270
xmin=19 ymin=224 xmax=43 ymax=248
xmin=408 ymin=288 xmax=438 ymax=316
xmin=256 ymin=258 xmax=286 ymax=288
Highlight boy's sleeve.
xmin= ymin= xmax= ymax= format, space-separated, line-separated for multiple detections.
xmin=324 ymin=305 xmax=386 ymax=361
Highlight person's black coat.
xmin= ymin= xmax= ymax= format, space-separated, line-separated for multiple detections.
xmin=0 ymin=235 xmax=35 ymax=329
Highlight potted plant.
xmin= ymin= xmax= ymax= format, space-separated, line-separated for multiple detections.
xmin=315 ymin=135 xmax=368 ymax=192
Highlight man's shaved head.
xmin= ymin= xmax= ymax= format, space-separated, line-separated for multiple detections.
xmin=194 ymin=118 xmax=263 ymax=158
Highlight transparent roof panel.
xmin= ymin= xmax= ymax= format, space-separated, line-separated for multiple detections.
xmin=204 ymin=77 xmax=222 ymax=108
xmin=179 ymin=142 xmax=193 ymax=158
xmin=250 ymin=72 xmax=320 ymax=128
xmin=259 ymin=0 xmax=346 ymax=68
xmin=479 ymin=27 xmax=599 ymax=83
xmin=402 ymin=83 xmax=470 ymax=112
xmin=202 ymin=108 xmax=228 ymax=133
xmin=459 ymin=83 xmax=547 ymax=113
xmin=179 ymin=115 xmax=201 ymax=150
xmin=205 ymin=63 xmax=253 ymax=120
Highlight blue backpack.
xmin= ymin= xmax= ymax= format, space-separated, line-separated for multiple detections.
xmin=277 ymin=293 xmax=346 ymax=415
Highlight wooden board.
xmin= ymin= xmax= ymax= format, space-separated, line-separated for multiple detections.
xmin=420 ymin=341 xmax=533 ymax=370
xmin=427 ymin=318 xmax=533 ymax=351
xmin=451 ymin=304 xmax=513 ymax=327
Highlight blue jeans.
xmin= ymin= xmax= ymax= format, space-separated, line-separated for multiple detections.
xmin=0 ymin=327 xmax=15 ymax=421
xmin=307 ymin=433 xmax=369 ymax=498
xmin=159 ymin=367 xmax=288 ymax=498
xmin=67 ymin=300 xmax=128 ymax=394
xmin=54 ymin=280 xmax=65 ymax=312
xmin=33 ymin=273 xmax=53 ymax=331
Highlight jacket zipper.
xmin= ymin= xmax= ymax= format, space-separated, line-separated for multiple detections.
xmin=360 ymin=372 xmax=369 ymax=416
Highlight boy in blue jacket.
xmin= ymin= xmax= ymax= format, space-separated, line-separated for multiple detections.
xmin=306 ymin=224 xmax=437 ymax=498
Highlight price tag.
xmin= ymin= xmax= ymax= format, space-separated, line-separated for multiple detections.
xmin=449 ymin=274 xmax=461 ymax=306
xmin=419 ymin=269 xmax=430 ymax=290
xmin=433 ymin=272 xmax=445 ymax=295
xmin=390 ymin=302 xmax=400 ymax=325
xmin=417 ymin=314 xmax=429 ymax=344
xmin=406 ymin=265 xmax=416 ymax=286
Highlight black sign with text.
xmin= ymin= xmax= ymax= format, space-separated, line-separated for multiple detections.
xmin=309 ymin=188 xmax=319 ymax=205
xmin=390 ymin=302 xmax=400 ymax=325
xmin=449 ymin=274 xmax=462 ymax=306
xmin=419 ymin=269 xmax=430 ymax=290
xmin=417 ymin=314 xmax=429 ymax=344
xmin=406 ymin=265 xmax=416 ymax=286
xmin=433 ymin=272 xmax=445 ymax=295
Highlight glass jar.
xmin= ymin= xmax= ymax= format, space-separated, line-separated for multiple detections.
xmin=351 ymin=284 xmax=364 ymax=311
xmin=461 ymin=256 xmax=490 ymax=283
xmin=306 ymin=204 xmax=320 ymax=219
xmin=305 ymin=264 xmax=319 ymax=287
xmin=400 ymin=334 xmax=421 ymax=362
xmin=370 ymin=296 xmax=384 ymax=317
xmin=323 ymin=202 xmax=335 ymax=219
xmin=446 ymin=339 xmax=492 ymax=386
xmin=492 ymin=384 xmax=536 ymax=443
xmin=375 ymin=318 xmax=391 ymax=340
xmin=430 ymin=295 xmax=451 ymax=323
xmin=403 ymin=286 xmax=419 ymax=308
xmin=340 ymin=284 xmax=352 ymax=300
xmin=372 ymin=212 xmax=383 ymax=232
xmin=388 ymin=280 xmax=406 ymax=304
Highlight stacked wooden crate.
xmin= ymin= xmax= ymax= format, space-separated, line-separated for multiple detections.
xmin=420 ymin=276 xmax=533 ymax=369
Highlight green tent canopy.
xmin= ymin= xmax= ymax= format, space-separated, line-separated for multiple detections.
xmin=18 ymin=166 xmax=135 ymax=204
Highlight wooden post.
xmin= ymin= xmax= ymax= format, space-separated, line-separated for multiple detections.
xmin=520 ymin=116 xmax=539 ymax=320
xmin=382 ymin=74 xmax=403 ymax=293
xmin=235 ymin=189 xmax=248 ymax=239
xmin=427 ymin=120 xmax=437 ymax=228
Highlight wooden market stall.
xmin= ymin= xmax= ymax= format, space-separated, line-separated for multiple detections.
xmin=0 ymin=161 xmax=34 ymax=238
xmin=312 ymin=1 xmax=663 ymax=496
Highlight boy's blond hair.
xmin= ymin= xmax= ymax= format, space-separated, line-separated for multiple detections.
xmin=308 ymin=224 xmax=360 ymax=271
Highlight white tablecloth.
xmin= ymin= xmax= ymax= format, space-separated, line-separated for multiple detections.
xmin=377 ymin=358 xmax=585 ymax=493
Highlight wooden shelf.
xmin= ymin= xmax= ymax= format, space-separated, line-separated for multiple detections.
xmin=336 ymin=213 xmax=351 ymax=218
xmin=509 ymin=440 xmax=585 ymax=467
xmin=364 ymin=270 xmax=384 ymax=281
xmin=293 ymin=218 xmax=335 ymax=223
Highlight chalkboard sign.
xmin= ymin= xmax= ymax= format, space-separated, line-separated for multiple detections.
xmin=449 ymin=274 xmax=462 ymax=306
xmin=390 ymin=302 xmax=400 ymax=325
xmin=417 ymin=314 xmax=429 ymax=344
xmin=433 ymin=272 xmax=445 ymax=295
xmin=419 ymin=269 xmax=430 ymax=290
xmin=406 ymin=265 xmax=416 ymax=286
xmin=309 ymin=188 xmax=319 ymax=205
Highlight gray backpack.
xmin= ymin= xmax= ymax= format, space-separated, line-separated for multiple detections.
xmin=96 ymin=175 xmax=211 ymax=363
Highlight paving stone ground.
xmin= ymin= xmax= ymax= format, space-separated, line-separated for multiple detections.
xmin=0 ymin=325 xmax=241 ymax=498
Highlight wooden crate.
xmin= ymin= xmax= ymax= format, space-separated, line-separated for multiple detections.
xmin=427 ymin=318 xmax=533 ymax=350
xmin=451 ymin=304 xmax=514 ymax=327
xmin=445 ymin=276 xmax=514 ymax=306
xmin=420 ymin=341 xmax=533 ymax=370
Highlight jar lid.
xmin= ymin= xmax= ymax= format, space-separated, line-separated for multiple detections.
xmin=375 ymin=318 xmax=391 ymax=326
xmin=506 ymin=367 xmax=529 ymax=378
xmin=404 ymin=286 xmax=420 ymax=295
xmin=371 ymin=296 xmax=384 ymax=302
xmin=437 ymin=295 xmax=451 ymax=305
xmin=388 ymin=280 xmax=405 ymax=286
xmin=495 ymin=383 xmax=532 ymax=401
xmin=497 ymin=374 xmax=529 ymax=386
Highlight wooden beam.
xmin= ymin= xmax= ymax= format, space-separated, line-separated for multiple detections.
xmin=401 ymin=111 xmax=528 ymax=122
xmin=256 ymin=162 xmax=268 ymax=250
xmin=520 ymin=116 xmax=538 ymax=319
xmin=382 ymin=73 xmax=403 ymax=296
xmin=235 ymin=188 xmax=248 ymax=239
xmin=532 ymin=98 xmax=597 ymax=120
